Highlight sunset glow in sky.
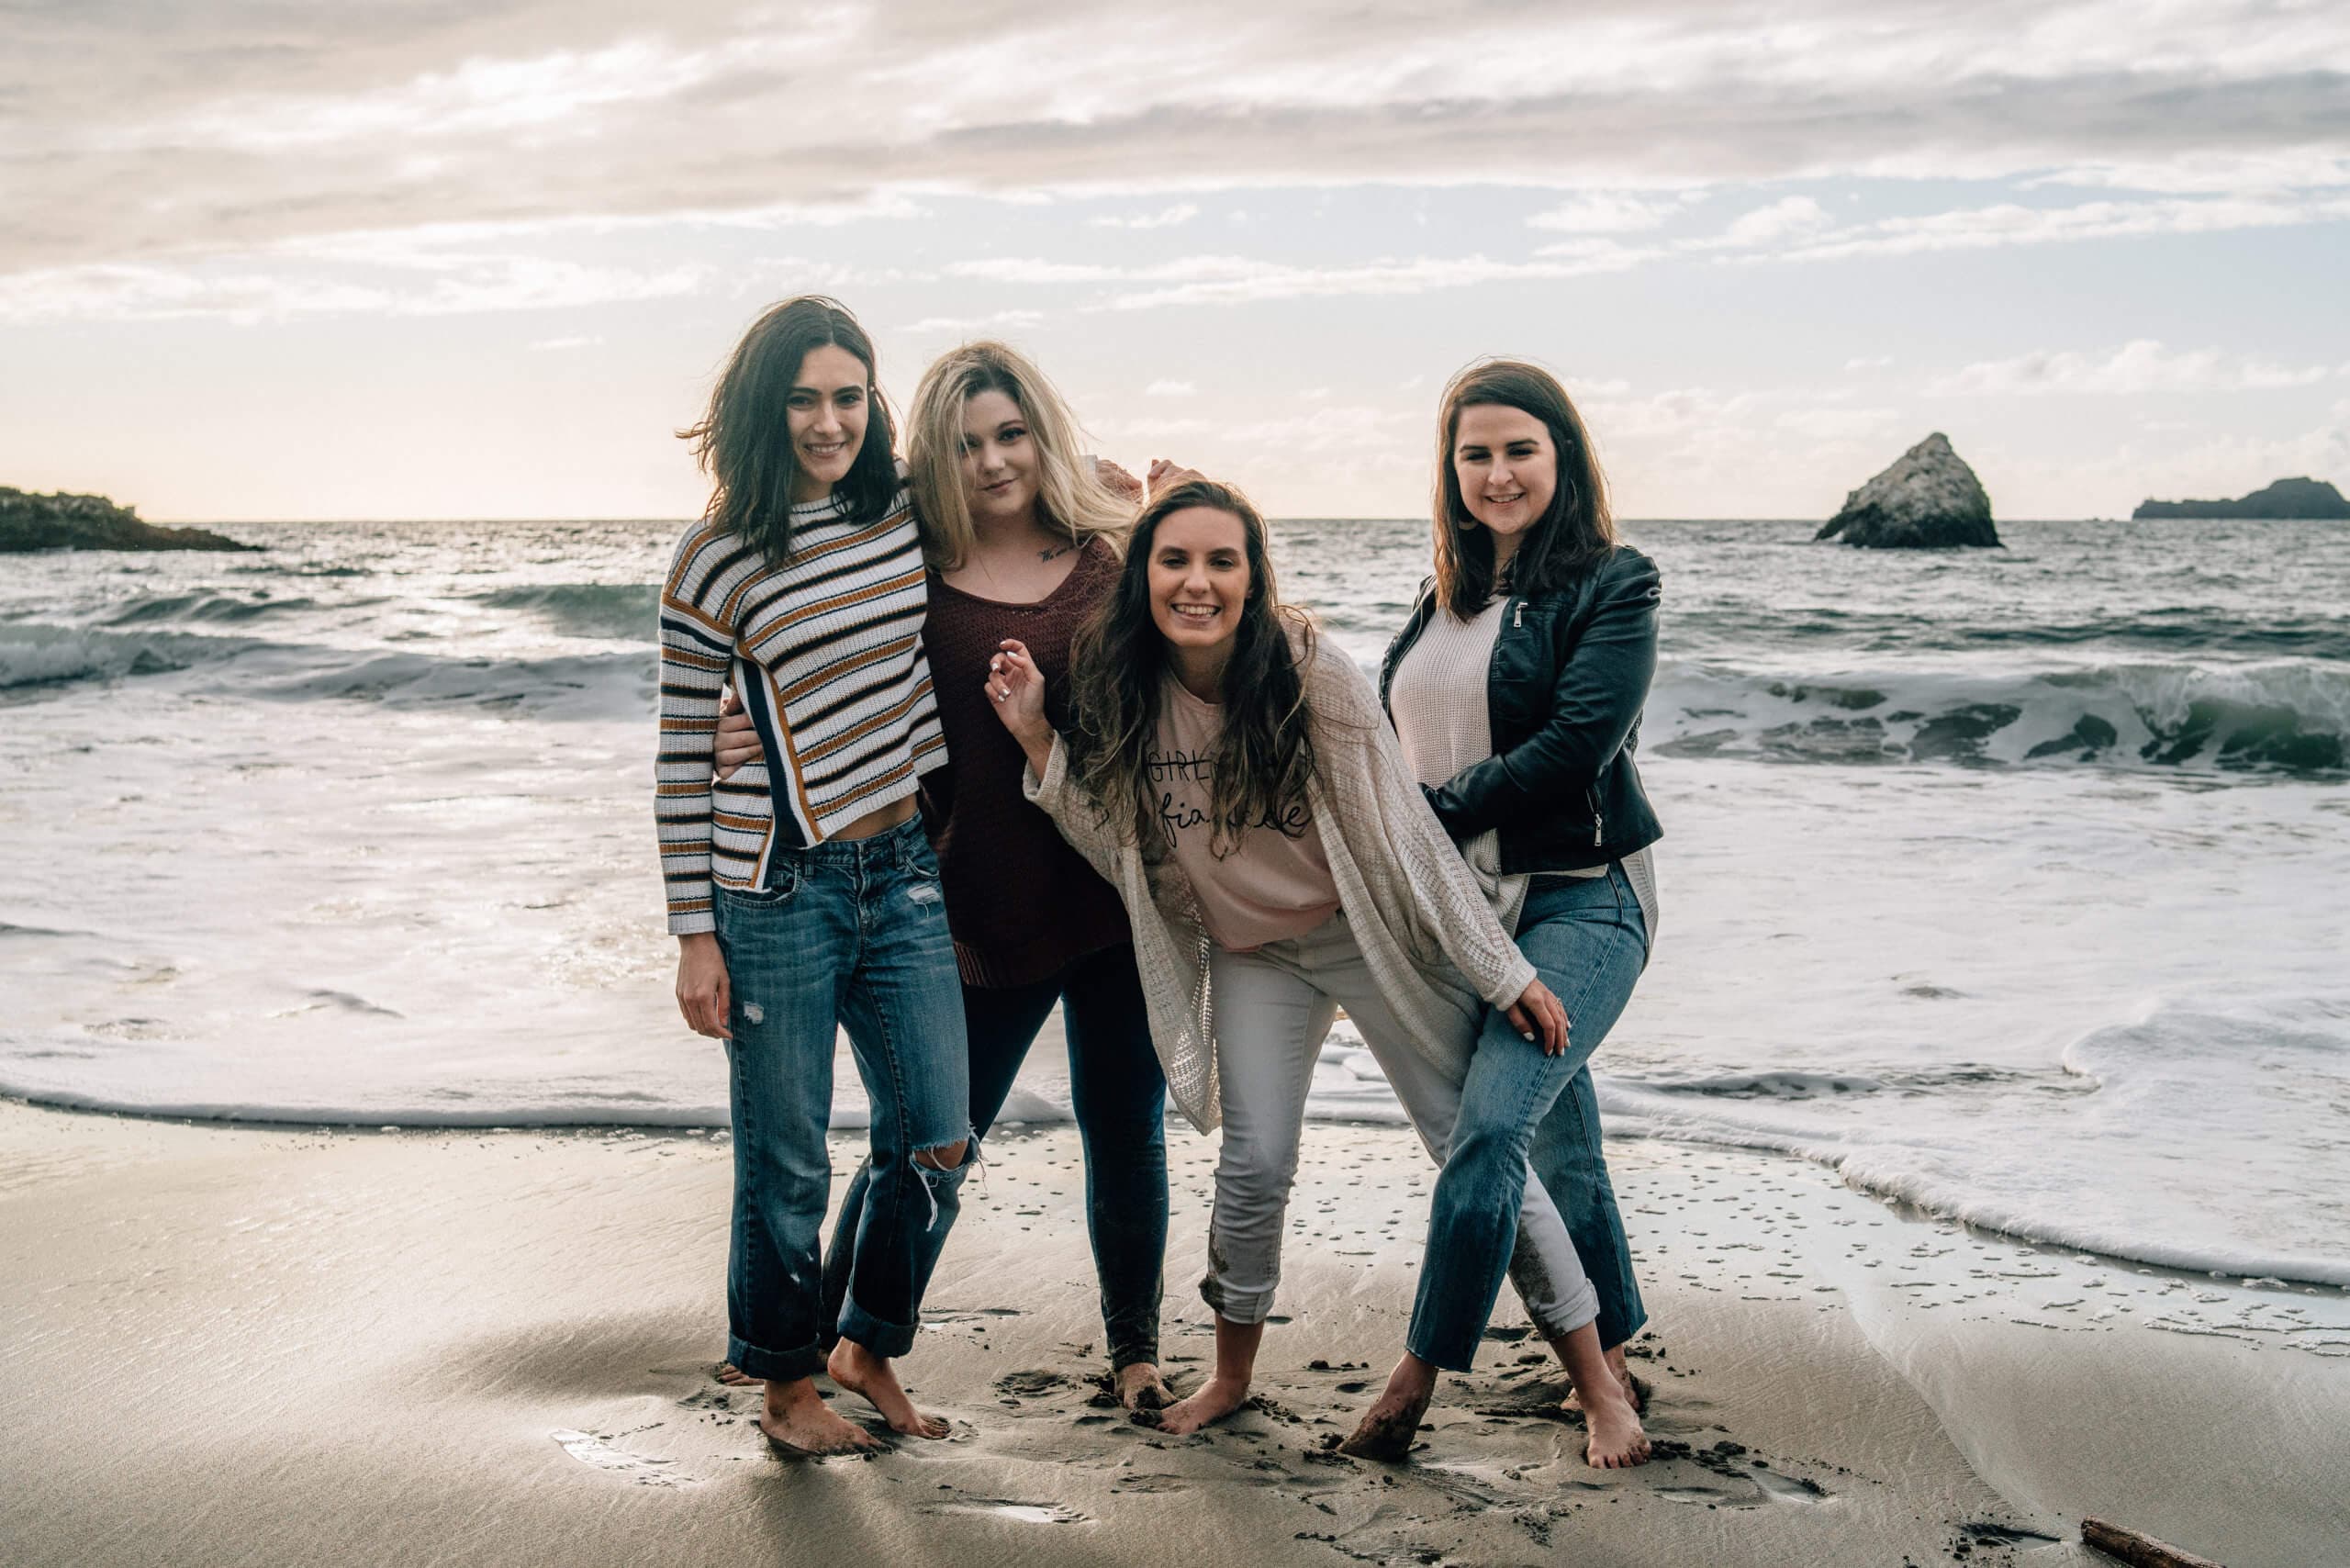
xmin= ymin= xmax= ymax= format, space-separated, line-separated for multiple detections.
xmin=5 ymin=1 xmax=2346 ymax=521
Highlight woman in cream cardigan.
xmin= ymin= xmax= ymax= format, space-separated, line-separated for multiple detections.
xmin=985 ymin=478 xmax=1632 ymax=1451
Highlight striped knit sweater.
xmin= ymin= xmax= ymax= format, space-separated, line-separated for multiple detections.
xmin=656 ymin=482 xmax=946 ymax=935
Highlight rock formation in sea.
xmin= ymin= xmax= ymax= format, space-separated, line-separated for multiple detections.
xmin=2132 ymin=476 xmax=2350 ymax=520
xmin=1815 ymin=433 xmax=1999 ymax=549
xmin=0 ymin=487 xmax=253 ymax=552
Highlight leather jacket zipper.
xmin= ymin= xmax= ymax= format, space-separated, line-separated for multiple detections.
xmin=1586 ymin=784 xmax=1603 ymax=846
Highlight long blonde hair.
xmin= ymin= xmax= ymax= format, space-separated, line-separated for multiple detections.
xmin=907 ymin=341 xmax=1133 ymax=570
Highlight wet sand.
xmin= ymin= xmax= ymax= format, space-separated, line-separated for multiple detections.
xmin=2 ymin=1098 xmax=2344 ymax=1568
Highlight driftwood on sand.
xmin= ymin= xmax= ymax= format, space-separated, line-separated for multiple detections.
xmin=2082 ymin=1517 xmax=2227 ymax=1568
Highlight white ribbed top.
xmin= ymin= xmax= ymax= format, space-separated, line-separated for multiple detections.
xmin=1389 ymin=598 xmax=1535 ymax=931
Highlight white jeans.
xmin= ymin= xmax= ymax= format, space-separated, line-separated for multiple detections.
xmin=1201 ymin=910 xmax=1599 ymax=1336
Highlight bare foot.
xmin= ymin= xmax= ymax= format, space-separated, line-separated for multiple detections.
xmin=1579 ymin=1384 xmax=1651 ymax=1469
xmin=827 ymin=1338 xmax=949 ymax=1439
xmin=761 ymin=1377 xmax=882 ymax=1458
xmin=1116 ymin=1362 xmax=1173 ymax=1413
xmin=1337 ymin=1355 xmax=1436 ymax=1461
xmin=715 ymin=1361 xmax=759 ymax=1388
xmin=1561 ymin=1365 xmax=1649 ymax=1416
xmin=1147 ymin=1375 xmax=1251 ymax=1436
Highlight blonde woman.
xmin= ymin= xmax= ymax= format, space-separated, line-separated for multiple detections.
xmin=715 ymin=342 xmax=1179 ymax=1410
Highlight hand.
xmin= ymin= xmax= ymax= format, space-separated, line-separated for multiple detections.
xmin=1146 ymin=458 xmax=1205 ymax=498
xmin=714 ymin=689 xmax=763 ymax=780
xmin=1094 ymin=458 xmax=1145 ymax=503
xmin=1505 ymin=978 xmax=1570 ymax=1056
xmin=676 ymin=933 xmax=733 ymax=1040
xmin=986 ymin=639 xmax=1049 ymax=739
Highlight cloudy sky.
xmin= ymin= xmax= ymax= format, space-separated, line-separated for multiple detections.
xmin=5 ymin=0 xmax=2346 ymax=521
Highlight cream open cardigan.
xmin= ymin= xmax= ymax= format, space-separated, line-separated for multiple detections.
xmin=1023 ymin=636 xmax=1538 ymax=1135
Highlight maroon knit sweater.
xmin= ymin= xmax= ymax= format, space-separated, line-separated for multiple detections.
xmin=918 ymin=537 xmax=1132 ymax=987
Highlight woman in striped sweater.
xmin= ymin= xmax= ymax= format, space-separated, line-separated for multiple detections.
xmin=659 ymin=296 xmax=973 ymax=1456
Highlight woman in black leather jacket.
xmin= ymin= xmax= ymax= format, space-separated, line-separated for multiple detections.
xmin=1341 ymin=360 xmax=1661 ymax=1468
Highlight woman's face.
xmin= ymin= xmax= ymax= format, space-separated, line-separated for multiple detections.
xmin=1452 ymin=402 xmax=1557 ymax=544
xmin=1147 ymin=506 xmax=1251 ymax=657
xmin=958 ymin=388 xmax=1038 ymax=528
xmin=786 ymin=344 xmax=871 ymax=501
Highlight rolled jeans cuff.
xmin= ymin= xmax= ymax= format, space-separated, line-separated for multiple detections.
xmin=836 ymin=1294 xmax=920 ymax=1361
xmin=728 ymin=1331 xmax=824 ymax=1385
xmin=1198 ymin=1271 xmax=1278 ymax=1326
xmin=1520 ymin=1275 xmax=1603 ymax=1344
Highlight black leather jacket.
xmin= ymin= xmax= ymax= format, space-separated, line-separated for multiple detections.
xmin=1377 ymin=544 xmax=1662 ymax=874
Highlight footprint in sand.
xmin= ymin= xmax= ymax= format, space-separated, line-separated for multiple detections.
xmin=993 ymin=1369 xmax=1076 ymax=1399
xmin=924 ymin=1497 xmax=1088 ymax=1525
xmin=550 ymin=1429 xmax=694 ymax=1487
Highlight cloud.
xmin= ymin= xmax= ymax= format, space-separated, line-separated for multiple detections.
xmin=1741 ymin=194 xmax=2350 ymax=263
xmin=0 ymin=252 xmax=709 ymax=326
xmin=7 ymin=1 xmax=2350 ymax=274
xmin=1845 ymin=354 xmax=1896 ymax=370
xmin=1146 ymin=379 xmax=1197 ymax=397
xmin=1927 ymin=339 xmax=2338 ymax=396
xmin=1709 ymin=196 xmax=1832 ymax=248
xmin=1526 ymin=191 xmax=1697 ymax=234
xmin=1090 ymin=204 xmax=1202 ymax=230
xmin=895 ymin=308 xmax=1048 ymax=336
xmin=949 ymin=248 xmax=1654 ymax=310
xmin=529 ymin=333 xmax=604 ymax=351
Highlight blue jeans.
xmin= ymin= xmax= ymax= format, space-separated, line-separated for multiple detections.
xmin=711 ymin=815 xmax=972 ymax=1380
xmin=1405 ymin=864 xmax=1651 ymax=1372
xmin=820 ymin=943 xmax=1169 ymax=1370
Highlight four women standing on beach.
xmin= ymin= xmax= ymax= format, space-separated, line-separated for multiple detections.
xmin=662 ymin=296 xmax=1662 ymax=1465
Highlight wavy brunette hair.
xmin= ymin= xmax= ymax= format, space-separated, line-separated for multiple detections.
xmin=1431 ymin=358 xmax=1617 ymax=617
xmin=1065 ymin=478 xmax=1317 ymax=858
xmin=907 ymin=341 xmax=1133 ymax=570
xmin=679 ymin=296 xmax=900 ymax=565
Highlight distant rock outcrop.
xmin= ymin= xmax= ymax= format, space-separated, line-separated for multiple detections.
xmin=2132 ymin=476 xmax=2350 ymax=520
xmin=1816 ymin=433 xmax=1999 ymax=549
xmin=0 ymin=487 xmax=253 ymax=552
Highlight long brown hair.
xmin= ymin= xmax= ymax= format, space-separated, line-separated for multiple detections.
xmin=1431 ymin=359 xmax=1617 ymax=617
xmin=907 ymin=341 xmax=1133 ymax=570
xmin=679 ymin=296 xmax=900 ymax=565
xmin=1065 ymin=478 xmax=1317 ymax=857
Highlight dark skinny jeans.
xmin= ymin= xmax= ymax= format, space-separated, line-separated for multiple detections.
xmin=821 ymin=942 xmax=1169 ymax=1370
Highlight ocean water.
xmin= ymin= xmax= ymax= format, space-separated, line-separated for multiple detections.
xmin=3 ymin=516 xmax=2345 ymax=1286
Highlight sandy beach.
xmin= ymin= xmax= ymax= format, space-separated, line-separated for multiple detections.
xmin=4 ymin=1096 xmax=2343 ymax=1568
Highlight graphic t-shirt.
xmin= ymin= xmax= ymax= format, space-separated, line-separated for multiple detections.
xmin=1150 ymin=677 xmax=1340 ymax=950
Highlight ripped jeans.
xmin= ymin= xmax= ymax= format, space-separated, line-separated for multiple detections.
xmin=711 ymin=814 xmax=973 ymax=1381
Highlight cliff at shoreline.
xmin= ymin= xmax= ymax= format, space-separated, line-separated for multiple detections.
xmin=2133 ymin=476 xmax=2349 ymax=520
xmin=0 ymin=487 xmax=254 ymax=552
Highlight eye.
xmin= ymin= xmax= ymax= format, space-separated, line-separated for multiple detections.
xmin=1002 ymin=425 xmax=1027 ymax=442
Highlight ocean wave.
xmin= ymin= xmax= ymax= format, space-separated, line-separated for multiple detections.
xmin=0 ymin=625 xmax=226 ymax=689
xmin=472 ymin=583 xmax=658 ymax=641
xmin=1598 ymin=996 xmax=2350 ymax=1288
xmin=1650 ymin=658 xmax=2348 ymax=776
xmin=102 ymin=591 xmax=357 ymax=627
xmin=1666 ymin=604 xmax=2350 ymax=663
xmin=0 ymin=622 xmax=653 ymax=715
xmin=252 ymin=647 xmax=654 ymax=716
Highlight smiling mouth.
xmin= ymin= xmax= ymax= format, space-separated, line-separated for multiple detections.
xmin=804 ymin=440 xmax=848 ymax=460
xmin=1484 ymin=492 xmax=1527 ymax=506
xmin=1169 ymin=603 xmax=1221 ymax=622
